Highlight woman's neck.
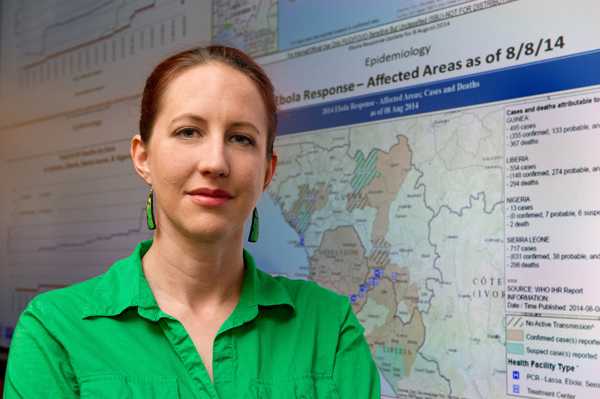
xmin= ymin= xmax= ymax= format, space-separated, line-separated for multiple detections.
xmin=141 ymin=226 xmax=246 ymax=317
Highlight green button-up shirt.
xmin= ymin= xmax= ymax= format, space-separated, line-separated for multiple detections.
xmin=4 ymin=241 xmax=379 ymax=398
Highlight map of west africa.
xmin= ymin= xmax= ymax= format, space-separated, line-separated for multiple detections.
xmin=247 ymin=104 xmax=506 ymax=398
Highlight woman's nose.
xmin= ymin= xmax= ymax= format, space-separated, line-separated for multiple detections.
xmin=197 ymin=133 xmax=230 ymax=177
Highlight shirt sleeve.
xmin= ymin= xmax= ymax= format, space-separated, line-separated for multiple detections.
xmin=332 ymin=300 xmax=381 ymax=399
xmin=3 ymin=302 xmax=78 ymax=398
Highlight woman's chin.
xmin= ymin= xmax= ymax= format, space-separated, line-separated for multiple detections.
xmin=178 ymin=221 xmax=241 ymax=242
xmin=158 ymin=210 xmax=246 ymax=242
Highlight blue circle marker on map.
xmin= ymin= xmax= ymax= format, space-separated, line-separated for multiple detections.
xmin=350 ymin=294 xmax=358 ymax=304
xmin=359 ymin=283 xmax=368 ymax=293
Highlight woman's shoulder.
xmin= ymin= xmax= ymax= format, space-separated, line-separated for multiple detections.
xmin=23 ymin=273 xmax=105 ymax=322
xmin=22 ymin=252 xmax=135 ymax=325
xmin=23 ymin=243 xmax=144 ymax=323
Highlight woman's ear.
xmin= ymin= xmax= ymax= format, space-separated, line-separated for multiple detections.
xmin=130 ymin=134 xmax=152 ymax=185
xmin=263 ymin=152 xmax=278 ymax=191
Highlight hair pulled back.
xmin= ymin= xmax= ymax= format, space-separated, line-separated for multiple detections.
xmin=139 ymin=45 xmax=277 ymax=156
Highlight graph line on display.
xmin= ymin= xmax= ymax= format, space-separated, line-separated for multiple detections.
xmin=39 ymin=207 xmax=147 ymax=252
xmin=17 ymin=0 xmax=167 ymax=60
xmin=14 ymin=0 xmax=187 ymax=88
xmin=8 ymin=207 xmax=148 ymax=253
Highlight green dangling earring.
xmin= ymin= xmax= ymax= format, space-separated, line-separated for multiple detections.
xmin=146 ymin=189 xmax=156 ymax=230
xmin=248 ymin=207 xmax=259 ymax=242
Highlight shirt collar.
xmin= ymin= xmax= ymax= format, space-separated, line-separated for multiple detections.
xmin=81 ymin=240 xmax=295 ymax=321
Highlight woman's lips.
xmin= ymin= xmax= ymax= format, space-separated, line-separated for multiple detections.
xmin=187 ymin=188 xmax=233 ymax=206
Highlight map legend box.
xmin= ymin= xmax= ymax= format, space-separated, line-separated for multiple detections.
xmin=506 ymin=316 xmax=600 ymax=398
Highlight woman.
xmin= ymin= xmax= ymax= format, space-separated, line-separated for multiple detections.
xmin=4 ymin=46 xmax=380 ymax=398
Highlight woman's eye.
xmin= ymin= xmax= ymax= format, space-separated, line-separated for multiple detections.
xmin=175 ymin=127 xmax=199 ymax=139
xmin=230 ymin=134 xmax=255 ymax=146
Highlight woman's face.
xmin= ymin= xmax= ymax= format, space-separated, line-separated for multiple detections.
xmin=132 ymin=62 xmax=277 ymax=241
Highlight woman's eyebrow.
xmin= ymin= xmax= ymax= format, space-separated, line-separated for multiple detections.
xmin=229 ymin=121 xmax=260 ymax=135
xmin=170 ymin=113 xmax=207 ymax=126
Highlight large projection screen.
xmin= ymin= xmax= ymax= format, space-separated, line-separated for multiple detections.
xmin=3 ymin=1 xmax=600 ymax=398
